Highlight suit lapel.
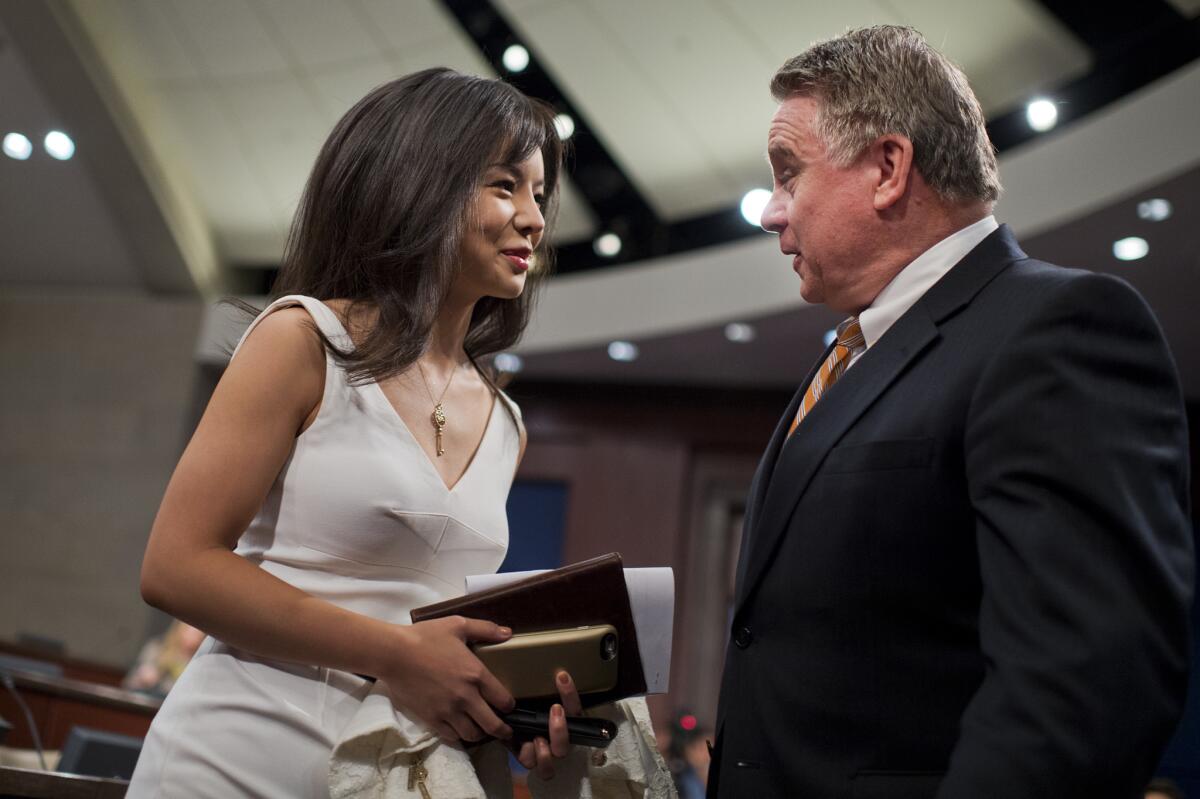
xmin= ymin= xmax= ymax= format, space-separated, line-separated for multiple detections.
xmin=734 ymin=310 xmax=938 ymax=611
xmin=733 ymin=225 xmax=1026 ymax=613
xmin=733 ymin=344 xmax=832 ymax=600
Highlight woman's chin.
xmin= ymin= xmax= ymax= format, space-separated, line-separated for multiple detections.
xmin=490 ymin=276 xmax=527 ymax=300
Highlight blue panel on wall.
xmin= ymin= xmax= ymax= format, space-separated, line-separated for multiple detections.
xmin=1153 ymin=526 xmax=1200 ymax=793
xmin=500 ymin=480 xmax=568 ymax=573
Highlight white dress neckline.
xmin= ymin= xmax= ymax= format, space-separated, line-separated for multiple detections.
xmin=302 ymin=296 xmax=505 ymax=495
xmin=368 ymin=382 xmax=500 ymax=494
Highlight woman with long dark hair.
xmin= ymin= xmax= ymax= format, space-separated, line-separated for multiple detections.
xmin=125 ymin=68 xmax=641 ymax=797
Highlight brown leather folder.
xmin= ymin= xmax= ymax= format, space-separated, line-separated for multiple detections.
xmin=410 ymin=552 xmax=647 ymax=710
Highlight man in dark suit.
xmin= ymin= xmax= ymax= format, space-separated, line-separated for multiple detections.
xmin=709 ymin=25 xmax=1193 ymax=799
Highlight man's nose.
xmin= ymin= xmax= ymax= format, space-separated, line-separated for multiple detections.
xmin=760 ymin=192 xmax=786 ymax=234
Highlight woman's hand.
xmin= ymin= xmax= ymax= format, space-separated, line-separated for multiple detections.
xmin=517 ymin=670 xmax=583 ymax=780
xmin=378 ymin=616 xmax=516 ymax=745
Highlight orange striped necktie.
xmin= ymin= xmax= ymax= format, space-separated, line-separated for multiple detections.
xmin=788 ymin=318 xmax=866 ymax=435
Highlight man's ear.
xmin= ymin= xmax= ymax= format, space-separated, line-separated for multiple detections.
xmin=872 ymin=134 xmax=914 ymax=211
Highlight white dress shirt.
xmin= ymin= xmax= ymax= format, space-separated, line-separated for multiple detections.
xmin=843 ymin=215 xmax=999 ymax=368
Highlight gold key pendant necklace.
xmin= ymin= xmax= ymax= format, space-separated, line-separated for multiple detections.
xmin=407 ymin=750 xmax=431 ymax=799
xmin=416 ymin=360 xmax=456 ymax=456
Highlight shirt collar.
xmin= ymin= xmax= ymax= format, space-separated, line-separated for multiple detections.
xmin=857 ymin=215 xmax=998 ymax=349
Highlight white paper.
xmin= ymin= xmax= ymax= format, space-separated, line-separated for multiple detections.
xmin=464 ymin=566 xmax=675 ymax=694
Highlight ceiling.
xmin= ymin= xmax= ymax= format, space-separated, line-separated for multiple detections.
xmin=0 ymin=0 xmax=1102 ymax=274
xmin=57 ymin=0 xmax=1098 ymax=260
xmin=0 ymin=0 xmax=1198 ymax=394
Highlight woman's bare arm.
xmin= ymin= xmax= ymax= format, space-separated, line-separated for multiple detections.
xmin=139 ymin=308 xmax=515 ymax=742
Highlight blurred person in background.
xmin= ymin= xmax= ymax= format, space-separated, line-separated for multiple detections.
xmin=122 ymin=619 xmax=205 ymax=696
xmin=662 ymin=710 xmax=709 ymax=799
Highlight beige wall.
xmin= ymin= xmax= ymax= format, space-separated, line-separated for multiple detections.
xmin=0 ymin=290 xmax=203 ymax=668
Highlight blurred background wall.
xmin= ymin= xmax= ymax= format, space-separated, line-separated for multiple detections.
xmin=0 ymin=292 xmax=202 ymax=660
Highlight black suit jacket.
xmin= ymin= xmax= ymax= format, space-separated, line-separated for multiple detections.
xmin=709 ymin=226 xmax=1193 ymax=799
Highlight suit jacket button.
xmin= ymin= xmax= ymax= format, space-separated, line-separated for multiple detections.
xmin=734 ymin=626 xmax=753 ymax=648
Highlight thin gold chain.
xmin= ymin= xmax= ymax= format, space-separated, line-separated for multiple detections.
xmin=415 ymin=359 xmax=456 ymax=406
xmin=415 ymin=359 xmax=457 ymax=456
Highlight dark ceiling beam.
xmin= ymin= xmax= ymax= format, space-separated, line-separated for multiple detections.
xmin=1033 ymin=0 xmax=1189 ymax=59
xmin=989 ymin=1 xmax=1200 ymax=151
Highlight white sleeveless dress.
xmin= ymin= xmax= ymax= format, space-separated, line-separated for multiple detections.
xmin=127 ymin=295 xmax=522 ymax=798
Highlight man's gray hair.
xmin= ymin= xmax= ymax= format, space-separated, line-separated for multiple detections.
xmin=771 ymin=25 xmax=1001 ymax=204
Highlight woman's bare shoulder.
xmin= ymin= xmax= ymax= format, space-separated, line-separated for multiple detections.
xmin=238 ymin=306 xmax=324 ymax=361
xmin=224 ymin=306 xmax=326 ymax=408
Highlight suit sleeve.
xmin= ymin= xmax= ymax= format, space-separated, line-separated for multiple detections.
xmin=937 ymin=271 xmax=1193 ymax=799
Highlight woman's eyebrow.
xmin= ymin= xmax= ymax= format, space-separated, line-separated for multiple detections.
xmin=489 ymin=162 xmax=544 ymax=188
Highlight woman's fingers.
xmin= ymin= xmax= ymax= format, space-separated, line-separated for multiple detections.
xmin=555 ymin=670 xmax=583 ymax=716
xmin=384 ymin=618 xmax=519 ymax=745
xmin=547 ymin=703 xmax=570 ymax=758
xmin=535 ymin=737 xmax=555 ymax=780
xmin=518 ymin=740 xmax=537 ymax=769
xmin=449 ymin=714 xmax=486 ymax=743
xmin=477 ymin=663 xmax=516 ymax=716
xmin=466 ymin=694 xmax=512 ymax=740
xmin=520 ymin=678 xmax=580 ymax=780
xmin=434 ymin=722 xmax=459 ymax=746
xmin=457 ymin=616 xmax=512 ymax=645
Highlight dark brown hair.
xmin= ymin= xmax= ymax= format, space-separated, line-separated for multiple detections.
xmin=270 ymin=67 xmax=564 ymax=384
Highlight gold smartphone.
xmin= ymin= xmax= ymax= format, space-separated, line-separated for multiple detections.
xmin=473 ymin=624 xmax=619 ymax=699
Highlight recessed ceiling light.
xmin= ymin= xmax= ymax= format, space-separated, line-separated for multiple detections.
xmin=739 ymin=188 xmax=771 ymax=226
xmin=44 ymin=130 xmax=75 ymax=160
xmin=1025 ymin=98 xmax=1058 ymax=132
xmin=494 ymin=353 xmax=523 ymax=373
xmin=553 ymin=113 xmax=575 ymax=141
xmin=502 ymin=44 xmax=530 ymax=73
xmin=724 ymin=322 xmax=756 ymax=343
xmin=1112 ymin=236 xmax=1149 ymax=261
xmin=823 ymin=329 xmax=838 ymax=347
xmin=593 ymin=232 xmax=622 ymax=258
xmin=607 ymin=341 xmax=638 ymax=362
xmin=1137 ymin=198 xmax=1172 ymax=222
xmin=3 ymin=132 xmax=32 ymax=160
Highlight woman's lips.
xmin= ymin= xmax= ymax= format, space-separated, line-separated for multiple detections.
xmin=502 ymin=250 xmax=531 ymax=271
